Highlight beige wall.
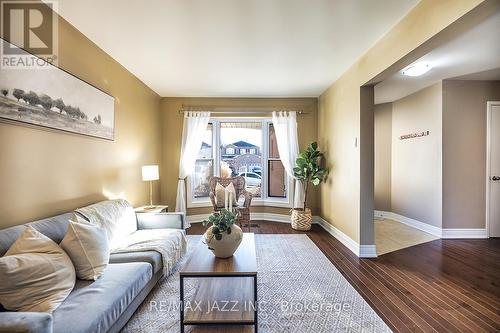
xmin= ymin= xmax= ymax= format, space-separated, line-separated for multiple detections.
xmin=442 ymin=80 xmax=500 ymax=228
xmin=0 ymin=7 xmax=162 ymax=228
xmin=318 ymin=0 xmax=489 ymax=244
xmin=374 ymin=103 xmax=392 ymax=211
xmin=374 ymin=80 xmax=500 ymax=229
xmin=391 ymin=83 xmax=443 ymax=228
xmin=2 ymin=0 xmax=496 ymax=238
xmin=159 ymin=97 xmax=319 ymax=216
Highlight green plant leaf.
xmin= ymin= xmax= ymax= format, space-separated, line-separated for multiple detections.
xmin=294 ymin=141 xmax=329 ymax=204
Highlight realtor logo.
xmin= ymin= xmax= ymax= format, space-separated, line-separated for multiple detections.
xmin=1 ymin=0 xmax=58 ymax=68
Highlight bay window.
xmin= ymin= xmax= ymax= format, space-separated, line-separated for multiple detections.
xmin=188 ymin=119 xmax=292 ymax=207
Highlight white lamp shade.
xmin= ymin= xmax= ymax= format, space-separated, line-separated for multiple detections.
xmin=142 ymin=165 xmax=159 ymax=181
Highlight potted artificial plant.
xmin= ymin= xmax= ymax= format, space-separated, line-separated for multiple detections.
xmin=202 ymin=209 xmax=243 ymax=258
xmin=292 ymin=142 xmax=329 ymax=231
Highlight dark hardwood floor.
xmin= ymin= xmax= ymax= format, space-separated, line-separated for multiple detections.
xmin=188 ymin=221 xmax=500 ymax=333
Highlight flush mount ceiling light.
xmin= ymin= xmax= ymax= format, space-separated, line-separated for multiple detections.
xmin=401 ymin=63 xmax=432 ymax=77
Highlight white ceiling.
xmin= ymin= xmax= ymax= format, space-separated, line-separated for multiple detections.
xmin=375 ymin=11 xmax=500 ymax=104
xmin=52 ymin=0 xmax=417 ymax=97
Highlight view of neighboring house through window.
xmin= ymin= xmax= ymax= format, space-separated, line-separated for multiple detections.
xmin=220 ymin=122 xmax=262 ymax=198
xmin=190 ymin=119 xmax=289 ymax=205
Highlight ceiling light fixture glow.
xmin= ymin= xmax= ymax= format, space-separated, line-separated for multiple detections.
xmin=401 ymin=63 xmax=432 ymax=77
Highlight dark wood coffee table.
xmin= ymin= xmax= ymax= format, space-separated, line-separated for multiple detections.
xmin=179 ymin=233 xmax=258 ymax=333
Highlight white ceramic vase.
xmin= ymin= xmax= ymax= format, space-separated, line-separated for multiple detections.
xmin=204 ymin=224 xmax=243 ymax=258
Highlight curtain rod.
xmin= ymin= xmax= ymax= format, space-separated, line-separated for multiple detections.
xmin=178 ymin=106 xmax=309 ymax=115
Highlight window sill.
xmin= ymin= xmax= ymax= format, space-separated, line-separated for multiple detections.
xmin=188 ymin=200 xmax=213 ymax=209
xmin=251 ymin=199 xmax=292 ymax=208
xmin=187 ymin=199 xmax=292 ymax=209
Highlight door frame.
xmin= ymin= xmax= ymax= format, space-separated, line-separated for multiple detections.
xmin=486 ymin=101 xmax=500 ymax=237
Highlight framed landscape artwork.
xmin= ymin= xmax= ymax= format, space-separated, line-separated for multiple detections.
xmin=0 ymin=39 xmax=115 ymax=140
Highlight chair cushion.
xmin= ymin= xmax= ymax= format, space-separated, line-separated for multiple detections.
xmin=215 ymin=182 xmax=238 ymax=208
xmin=109 ymin=251 xmax=162 ymax=274
xmin=52 ymin=262 xmax=152 ymax=333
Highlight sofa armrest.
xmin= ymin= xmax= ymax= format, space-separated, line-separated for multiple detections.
xmin=0 ymin=312 xmax=52 ymax=333
xmin=136 ymin=212 xmax=186 ymax=230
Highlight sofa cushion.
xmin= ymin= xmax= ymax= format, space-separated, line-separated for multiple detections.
xmin=0 ymin=212 xmax=72 ymax=256
xmin=0 ymin=227 xmax=76 ymax=313
xmin=109 ymin=251 xmax=162 ymax=275
xmin=52 ymin=262 xmax=152 ymax=333
xmin=60 ymin=218 xmax=110 ymax=280
xmin=0 ymin=311 xmax=53 ymax=333
xmin=112 ymin=229 xmax=187 ymax=276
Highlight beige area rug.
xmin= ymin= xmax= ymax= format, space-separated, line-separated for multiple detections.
xmin=122 ymin=234 xmax=391 ymax=333
xmin=375 ymin=219 xmax=439 ymax=255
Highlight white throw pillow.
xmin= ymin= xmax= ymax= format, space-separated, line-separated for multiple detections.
xmin=0 ymin=227 xmax=76 ymax=313
xmin=75 ymin=199 xmax=137 ymax=251
xmin=60 ymin=218 xmax=109 ymax=280
xmin=215 ymin=182 xmax=238 ymax=208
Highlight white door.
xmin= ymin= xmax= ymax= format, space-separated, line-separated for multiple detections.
xmin=488 ymin=102 xmax=500 ymax=237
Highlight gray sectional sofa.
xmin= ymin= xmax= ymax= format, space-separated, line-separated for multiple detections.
xmin=0 ymin=202 xmax=186 ymax=333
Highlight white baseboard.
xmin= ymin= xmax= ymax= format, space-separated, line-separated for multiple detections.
xmin=186 ymin=214 xmax=211 ymax=224
xmin=314 ymin=216 xmax=377 ymax=258
xmin=375 ymin=210 xmax=442 ymax=237
xmin=186 ymin=213 xmax=290 ymax=223
xmin=186 ymin=213 xmax=376 ymax=258
xmin=186 ymin=212 xmax=291 ymax=224
xmin=442 ymin=228 xmax=488 ymax=238
xmin=250 ymin=212 xmax=291 ymax=223
xmin=375 ymin=210 xmax=487 ymax=239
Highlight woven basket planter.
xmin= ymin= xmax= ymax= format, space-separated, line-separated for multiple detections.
xmin=291 ymin=208 xmax=312 ymax=231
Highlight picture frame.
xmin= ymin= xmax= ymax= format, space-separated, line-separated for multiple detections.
xmin=0 ymin=38 xmax=115 ymax=140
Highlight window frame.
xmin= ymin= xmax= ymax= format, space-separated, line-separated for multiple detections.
xmin=267 ymin=122 xmax=287 ymax=199
xmin=186 ymin=118 xmax=293 ymax=208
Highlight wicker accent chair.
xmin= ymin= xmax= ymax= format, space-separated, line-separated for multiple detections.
xmin=208 ymin=176 xmax=253 ymax=230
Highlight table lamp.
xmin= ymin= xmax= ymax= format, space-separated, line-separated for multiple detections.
xmin=142 ymin=165 xmax=159 ymax=208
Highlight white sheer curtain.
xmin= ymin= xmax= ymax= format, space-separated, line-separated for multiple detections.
xmin=175 ymin=111 xmax=211 ymax=222
xmin=271 ymin=111 xmax=304 ymax=209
